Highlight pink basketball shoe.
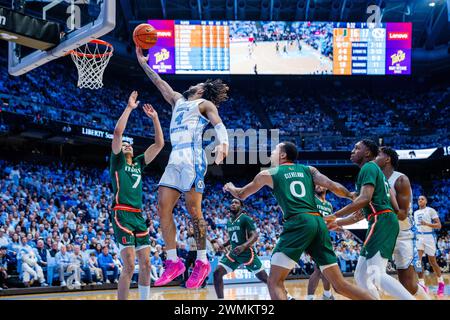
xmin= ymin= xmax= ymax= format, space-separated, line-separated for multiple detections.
xmin=437 ymin=282 xmax=445 ymax=297
xmin=154 ymin=258 xmax=186 ymax=287
xmin=186 ymin=260 xmax=211 ymax=289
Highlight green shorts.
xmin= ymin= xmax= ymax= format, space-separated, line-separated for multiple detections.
xmin=273 ymin=213 xmax=337 ymax=267
xmin=112 ymin=208 xmax=150 ymax=251
xmin=361 ymin=211 xmax=399 ymax=260
xmin=220 ymin=248 xmax=263 ymax=273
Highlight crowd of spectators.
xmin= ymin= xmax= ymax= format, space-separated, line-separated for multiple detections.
xmin=0 ymin=158 xmax=448 ymax=290
xmin=1 ymin=53 xmax=449 ymax=152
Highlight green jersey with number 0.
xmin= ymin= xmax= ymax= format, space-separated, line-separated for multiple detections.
xmin=110 ymin=151 xmax=146 ymax=209
xmin=269 ymin=164 xmax=318 ymax=220
xmin=226 ymin=212 xmax=256 ymax=249
xmin=356 ymin=161 xmax=394 ymax=218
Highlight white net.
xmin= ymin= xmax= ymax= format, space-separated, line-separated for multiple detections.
xmin=70 ymin=40 xmax=114 ymax=90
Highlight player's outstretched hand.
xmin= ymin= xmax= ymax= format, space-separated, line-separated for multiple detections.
xmin=223 ymin=182 xmax=235 ymax=193
xmin=143 ymin=104 xmax=158 ymax=120
xmin=136 ymin=47 xmax=149 ymax=65
xmin=214 ymin=143 xmax=229 ymax=165
xmin=128 ymin=91 xmax=140 ymax=109
xmin=326 ymin=220 xmax=340 ymax=231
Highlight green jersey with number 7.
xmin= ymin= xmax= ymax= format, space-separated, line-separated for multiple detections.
xmin=269 ymin=164 xmax=319 ymax=220
xmin=110 ymin=151 xmax=146 ymax=209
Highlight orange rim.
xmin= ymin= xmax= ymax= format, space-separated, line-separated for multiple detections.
xmin=69 ymin=39 xmax=114 ymax=58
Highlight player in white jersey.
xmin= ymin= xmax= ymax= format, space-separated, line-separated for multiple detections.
xmin=375 ymin=147 xmax=430 ymax=299
xmin=414 ymin=195 xmax=445 ymax=296
xmin=136 ymin=47 xmax=230 ymax=289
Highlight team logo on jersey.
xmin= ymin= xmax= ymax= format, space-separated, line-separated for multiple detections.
xmin=197 ymin=180 xmax=205 ymax=189
xmin=122 ymin=236 xmax=128 ymax=244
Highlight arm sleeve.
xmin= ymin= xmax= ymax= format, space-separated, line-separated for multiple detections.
xmin=358 ymin=163 xmax=377 ymax=187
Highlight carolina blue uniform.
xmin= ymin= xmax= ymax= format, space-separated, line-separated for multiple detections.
xmin=159 ymin=97 xmax=209 ymax=193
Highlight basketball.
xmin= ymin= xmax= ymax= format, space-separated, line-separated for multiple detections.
xmin=133 ymin=23 xmax=158 ymax=49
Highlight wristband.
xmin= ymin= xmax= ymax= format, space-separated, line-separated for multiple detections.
xmin=214 ymin=123 xmax=229 ymax=145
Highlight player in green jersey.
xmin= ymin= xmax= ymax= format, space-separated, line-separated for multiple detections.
xmin=110 ymin=91 xmax=164 ymax=300
xmin=213 ymin=198 xmax=294 ymax=300
xmin=224 ymin=142 xmax=374 ymax=300
xmin=213 ymin=199 xmax=266 ymax=298
xmin=325 ymin=139 xmax=415 ymax=300
xmin=306 ymin=185 xmax=335 ymax=300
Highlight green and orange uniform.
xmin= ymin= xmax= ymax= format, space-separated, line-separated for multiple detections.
xmin=269 ymin=164 xmax=337 ymax=267
xmin=110 ymin=151 xmax=150 ymax=250
xmin=219 ymin=212 xmax=263 ymax=272
xmin=356 ymin=161 xmax=399 ymax=259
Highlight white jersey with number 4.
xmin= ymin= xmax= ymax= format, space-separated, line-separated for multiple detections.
xmin=159 ymin=97 xmax=210 ymax=193
xmin=388 ymin=171 xmax=414 ymax=240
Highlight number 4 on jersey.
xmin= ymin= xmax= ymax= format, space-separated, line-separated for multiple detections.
xmin=175 ymin=112 xmax=184 ymax=126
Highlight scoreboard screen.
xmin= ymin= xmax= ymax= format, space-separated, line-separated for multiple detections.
xmin=333 ymin=22 xmax=412 ymax=75
xmin=146 ymin=20 xmax=412 ymax=76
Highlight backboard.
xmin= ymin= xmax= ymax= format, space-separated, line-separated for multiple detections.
xmin=8 ymin=0 xmax=115 ymax=76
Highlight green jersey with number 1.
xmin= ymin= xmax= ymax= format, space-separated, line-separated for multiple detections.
xmin=110 ymin=151 xmax=146 ymax=209
xmin=269 ymin=164 xmax=318 ymax=220
xmin=356 ymin=161 xmax=394 ymax=218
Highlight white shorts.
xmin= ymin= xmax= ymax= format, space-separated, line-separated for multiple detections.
xmin=416 ymin=235 xmax=436 ymax=256
xmin=159 ymin=146 xmax=208 ymax=194
xmin=393 ymin=237 xmax=421 ymax=271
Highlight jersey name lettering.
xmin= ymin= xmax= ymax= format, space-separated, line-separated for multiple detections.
xmin=284 ymin=172 xmax=304 ymax=179
xmin=124 ymin=166 xmax=141 ymax=174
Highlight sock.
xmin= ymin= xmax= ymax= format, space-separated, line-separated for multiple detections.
xmin=167 ymin=249 xmax=178 ymax=262
xmin=306 ymin=294 xmax=314 ymax=300
xmin=197 ymin=250 xmax=207 ymax=262
xmin=414 ymin=284 xmax=431 ymax=300
xmin=438 ymin=276 xmax=444 ymax=283
xmin=323 ymin=290 xmax=332 ymax=298
xmin=138 ymin=285 xmax=150 ymax=300
xmin=367 ymin=253 xmax=415 ymax=300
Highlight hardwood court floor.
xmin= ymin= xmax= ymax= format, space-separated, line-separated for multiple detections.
xmin=1 ymin=275 xmax=449 ymax=300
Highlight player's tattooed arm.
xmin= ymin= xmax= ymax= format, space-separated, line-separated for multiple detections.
xmin=327 ymin=211 xmax=365 ymax=230
xmin=333 ymin=184 xmax=375 ymax=218
xmin=112 ymin=91 xmax=139 ymax=154
xmin=192 ymin=216 xmax=207 ymax=250
xmin=309 ymin=166 xmax=352 ymax=199
xmin=223 ymin=170 xmax=273 ymax=200
xmin=136 ymin=47 xmax=182 ymax=107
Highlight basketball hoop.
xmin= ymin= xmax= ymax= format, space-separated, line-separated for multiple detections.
xmin=69 ymin=39 xmax=114 ymax=90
